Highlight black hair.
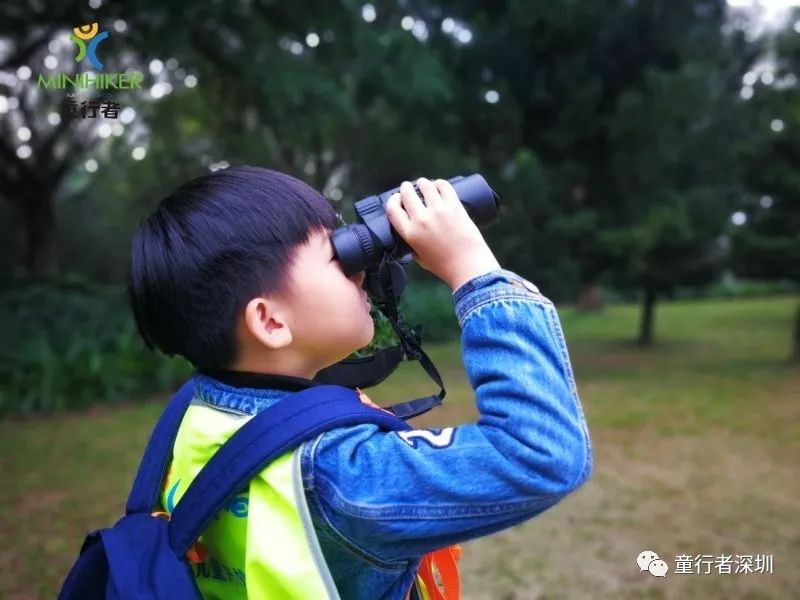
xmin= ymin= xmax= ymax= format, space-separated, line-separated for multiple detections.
xmin=127 ymin=165 xmax=339 ymax=369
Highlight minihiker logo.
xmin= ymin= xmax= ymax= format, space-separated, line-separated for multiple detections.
xmin=70 ymin=22 xmax=109 ymax=70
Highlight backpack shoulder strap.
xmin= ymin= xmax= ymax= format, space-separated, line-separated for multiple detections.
xmin=167 ymin=384 xmax=410 ymax=556
xmin=125 ymin=379 xmax=196 ymax=515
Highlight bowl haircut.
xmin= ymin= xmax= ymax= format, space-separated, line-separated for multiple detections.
xmin=127 ymin=165 xmax=338 ymax=369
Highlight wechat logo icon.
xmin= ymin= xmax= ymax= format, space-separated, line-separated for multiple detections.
xmin=637 ymin=550 xmax=669 ymax=578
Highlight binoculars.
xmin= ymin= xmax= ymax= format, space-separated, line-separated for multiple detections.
xmin=318 ymin=174 xmax=501 ymax=411
xmin=331 ymin=174 xmax=501 ymax=278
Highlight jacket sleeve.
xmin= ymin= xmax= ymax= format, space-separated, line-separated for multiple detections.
xmin=302 ymin=269 xmax=593 ymax=564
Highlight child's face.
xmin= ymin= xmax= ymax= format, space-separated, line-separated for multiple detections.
xmin=236 ymin=227 xmax=374 ymax=378
xmin=282 ymin=227 xmax=376 ymax=372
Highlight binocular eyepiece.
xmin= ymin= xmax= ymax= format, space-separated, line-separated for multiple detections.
xmin=331 ymin=174 xmax=501 ymax=277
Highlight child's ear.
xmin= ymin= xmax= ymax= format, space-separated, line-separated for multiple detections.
xmin=243 ymin=297 xmax=293 ymax=349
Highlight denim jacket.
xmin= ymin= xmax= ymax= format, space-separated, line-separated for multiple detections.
xmin=192 ymin=268 xmax=593 ymax=600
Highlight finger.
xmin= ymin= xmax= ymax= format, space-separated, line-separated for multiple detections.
xmin=434 ymin=179 xmax=460 ymax=206
xmin=385 ymin=192 xmax=409 ymax=233
xmin=417 ymin=177 xmax=442 ymax=209
xmin=399 ymin=180 xmax=426 ymax=219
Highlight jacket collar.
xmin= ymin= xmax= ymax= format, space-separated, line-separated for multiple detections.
xmin=197 ymin=368 xmax=318 ymax=392
xmin=192 ymin=369 xmax=320 ymax=416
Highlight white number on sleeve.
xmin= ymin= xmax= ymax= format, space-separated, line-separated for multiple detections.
xmin=397 ymin=427 xmax=455 ymax=449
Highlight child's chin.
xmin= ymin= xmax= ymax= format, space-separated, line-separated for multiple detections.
xmin=360 ymin=333 xmax=374 ymax=348
xmin=359 ymin=324 xmax=374 ymax=347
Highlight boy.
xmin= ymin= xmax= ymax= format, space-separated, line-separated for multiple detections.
xmin=128 ymin=166 xmax=593 ymax=599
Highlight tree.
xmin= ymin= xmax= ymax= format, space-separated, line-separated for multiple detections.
xmin=0 ymin=6 xmax=107 ymax=276
xmin=0 ymin=0 xmax=468 ymax=280
xmin=0 ymin=2 xmax=185 ymax=277
xmin=732 ymin=10 xmax=800 ymax=362
xmin=421 ymin=0 xmax=757 ymax=342
xmin=600 ymin=59 xmax=744 ymax=345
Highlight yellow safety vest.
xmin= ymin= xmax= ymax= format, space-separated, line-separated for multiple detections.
xmin=159 ymin=398 xmax=461 ymax=599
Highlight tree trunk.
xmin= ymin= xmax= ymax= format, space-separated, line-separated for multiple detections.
xmin=791 ymin=301 xmax=800 ymax=365
xmin=20 ymin=190 xmax=58 ymax=277
xmin=638 ymin=284 xmax=656 ymax=346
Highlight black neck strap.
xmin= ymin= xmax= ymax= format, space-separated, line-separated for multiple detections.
xmin=313 ymin=344 xmax=404 ymax=389
xmin=313 ymin=254 xmax=446 ymax=420
xmin=366 ymin=253 xmax=447 ymax=419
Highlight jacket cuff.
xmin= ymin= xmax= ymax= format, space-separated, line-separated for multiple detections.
xmin=451 ymin=268 xmax=545 ymax=328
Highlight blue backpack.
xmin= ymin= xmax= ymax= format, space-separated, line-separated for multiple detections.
xmin=57 ymin=381 xmax=411 ymax=599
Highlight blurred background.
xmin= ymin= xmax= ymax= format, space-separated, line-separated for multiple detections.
xmin=0 ymin=0 xmax=798 ymax=598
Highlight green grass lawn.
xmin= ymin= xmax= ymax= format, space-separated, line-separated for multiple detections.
xmin=1 ymin=295 xmax=798 ymax=599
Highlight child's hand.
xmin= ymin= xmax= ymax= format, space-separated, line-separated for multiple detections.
xmin=385 ymin=178 xmax=501 ymax=291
